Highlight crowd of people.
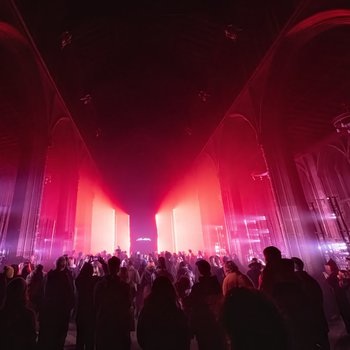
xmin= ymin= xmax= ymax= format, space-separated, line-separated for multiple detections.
xmin=0 ymin=246 xmax=350 ymax=350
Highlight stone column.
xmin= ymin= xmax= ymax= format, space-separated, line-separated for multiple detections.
xmin=261 ymin=132 xmax=325 ymax=274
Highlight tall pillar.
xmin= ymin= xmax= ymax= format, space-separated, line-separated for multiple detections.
xmin=218 ymin=167 xmax=249 ymax=262
xmin=54 ymin=165 xmax=79 ymax=255
xmin=5 ymin=139 xmax=46 ymax=258
xmin=5 ymin=141 xmax=32 ymax=257
xmin=261 ymin=134 xmax=325 ymax=273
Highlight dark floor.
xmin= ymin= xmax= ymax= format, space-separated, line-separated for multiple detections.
xmin=64 ymin=317 xmax=350 ymax=350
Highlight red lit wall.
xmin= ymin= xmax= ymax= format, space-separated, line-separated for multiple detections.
xmin=156 ymin=172 xmax=209 ymax=254
xmin=115 ymin=209 xmax=130 ymax=254
xmin=91 ymin=190 xmax=116 ymax=254
xmin=156 ymin=210 xmax=175 ymax=253
xmin=74 ymin=174 xmax=93 ymax=254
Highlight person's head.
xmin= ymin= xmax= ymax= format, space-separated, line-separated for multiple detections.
xmin=325 ymin=258 xmax=339 ymax=274
xmin=223 ymin=288 xmax=289 ymax=350
xmin=280 ymin=258 xmax=296 ymax=281
xmin=291 ymin=257 xmax=304 ymax=272
xmin=178 ymin=261 xmax=187 ymax=269
xmin=175 ymin=276 xmax=191 ymax=298
xmin=263 ymin=246 xmax=282 ymax=264
xmin=151 ymin=276 xmax=176 ymax=301
xmin=11 ymin=264 xmax=19 ymax=277
xmin=35 ymin=264 xmax=44 ymax=273
xmin=108 ymin=256 xmax=121 ymax=275
xmin=214 ymin=255 xmax=221 ymax=266
xmin=21 ymin=263 xmax=31 ymax=275
xmin=5 ymin=277 xmax=28 ymax=307
xmin=4 ymin=265 xmax=14 ymax=279
xmin=68 ymin=256 xmax=75 ymax=268
xmin=119 ymin=266 xmax=129 ymax=282
xmin=224 ymin=260 xmax=239 ymax=274
xmin=222 ymin=256 xmax=230 ymax=264
xmin=56 ymin=256 xmax=67 ymax=271
xmin=196 ymin=259 xmax=211 ymax=277
xmin=80 ymin=261 xmax=93 ymax=276
xmin=248 ymin=258 xmax=261 ymax=269
xmin=158 ymin=256 xmax=166 ymax=269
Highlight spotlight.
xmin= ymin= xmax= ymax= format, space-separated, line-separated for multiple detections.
xmin=251 ymin=171 xmax=269 ymax=181
xmin=80 ymin=94 xmax=92 ymax=105
xmin=60 ymin=31 xmax=72 ymax=49
xmin=44 ymin=174 xmax=52 ymax=185
xmin=224 ymin=25 xmax=241 ymax=42
xmin=198 ymin=90 xmax=210 ymax=102
xmin=333 ymin=105 xmax=350 ymax=134
xmin=185 ymin=127 xmax=193 ymax=136
xmin=95 ymin=128 xmax=102 ymax=138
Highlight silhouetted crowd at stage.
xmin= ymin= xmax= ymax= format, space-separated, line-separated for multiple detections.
xmin=1 ymin=246 xmax=350 ymax=350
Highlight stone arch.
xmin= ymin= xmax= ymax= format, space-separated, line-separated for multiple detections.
xmin=261 ymin=10 xmax=350 ymax=145
xmin=212 ymin=114 xmax=287 ymax=262
xmin=317 ymin=140 xmax=350 ymax=244
xmin=257 ymin=10 xmax=350 ymax=268
xmin=38 ymin=117 xmax=81 ymax=259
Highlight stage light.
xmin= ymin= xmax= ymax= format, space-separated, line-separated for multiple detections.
xmin=60 ymin=31 xmax=72 ymax=49
xmin=80 ymin=94 xmax=92 ymax=105
xmin=224 ymin=25 xmax=241 ymax=42
xmin=198 ymin=90 xmax=210 ymax=102
xmin=333 ymin=110 xmax=350 ymax=134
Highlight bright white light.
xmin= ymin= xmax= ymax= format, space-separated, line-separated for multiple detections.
xmin=328 ymin=213 xmax=337 ymax=219
xmin=136 ymin=237 xmax=151 ymax=242
xmin=259 ymin=229 xmax=270 ymax=234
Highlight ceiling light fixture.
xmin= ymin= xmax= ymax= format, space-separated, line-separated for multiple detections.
xmin=59 ymin=31 xmax=72 ymax=49
xmin=333 ymin=108 xmax=350 ymax=134
xmin=224 ymin=25 xmax=241 ymax=42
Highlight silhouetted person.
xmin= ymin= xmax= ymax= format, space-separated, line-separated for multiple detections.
xmin=20 ymin=261 xmax=31 ymax=280
xmin=152 ymin=256 xmax=174 ymax=284
xmin=188 ymin=259 xmax=225 ymax=350
xmin=175 ymin=276 xmax=192 ymax=317
xmin=140 ymin=259 xmax=156 ymax=312
xmin=259 ymin=246 xmax=283 ymax=296
xmin=0 ymin=265 xmax=14 ymax=308
xmin=291 ymin=257 xmax=330 ymax=349
xmin=176 ymin=261 xmax=195 ymax=287
xmin=165 ymin=251 xmax=176 ymax=280
xmin=272 ymin=258 xmax=323 ymax=350
xmin=247 ymin=258 xmax=262 ymax=288
xmin=137 ymin=276 xmax=190 ymax=350
xmin=325 ymin=258 xmax=350 ymax=334
xmin=75 ymin=262 xmax=101 ymax=350
xmin=38 ymin=256 xmax=75 ymax=350
xmin=214 ymin=255 xmax=225 ymax=286
xmin=0 ymin=277 xmax=37 ymax=350
xmin=26 ymin=264 xmax=45 ymax=314
xmin=94 ymin=256 xmax=131 ymax=350
xmin=11 ymin=264 xmax=19 ymax=278
xmin=222 ymin=260 xmax=254 ymax=296
xmin=223 ymin=287 xmax=290 ymax=350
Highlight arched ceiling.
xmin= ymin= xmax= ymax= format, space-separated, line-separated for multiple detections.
xmin=18 ymin=0 xmax=343 ymax=221
xmin=275 ymin=25 xmax=350 ymax=155
xmin=15 ymin=0 xmax=297 ymax=216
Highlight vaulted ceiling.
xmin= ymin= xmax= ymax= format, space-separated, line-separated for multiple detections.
xmin=15 ymin=0 xmax=300 ymax=223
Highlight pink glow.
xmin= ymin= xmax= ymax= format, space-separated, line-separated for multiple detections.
xmin=115 ymin=209 xmax=130 ymax=255
xmin=91 ymin=190 xmax=116 ymax=254
xmin=156 ymin=173 xmax=207 ymax=254
xmin=155 ymin=212 xmax=175 ymax=253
